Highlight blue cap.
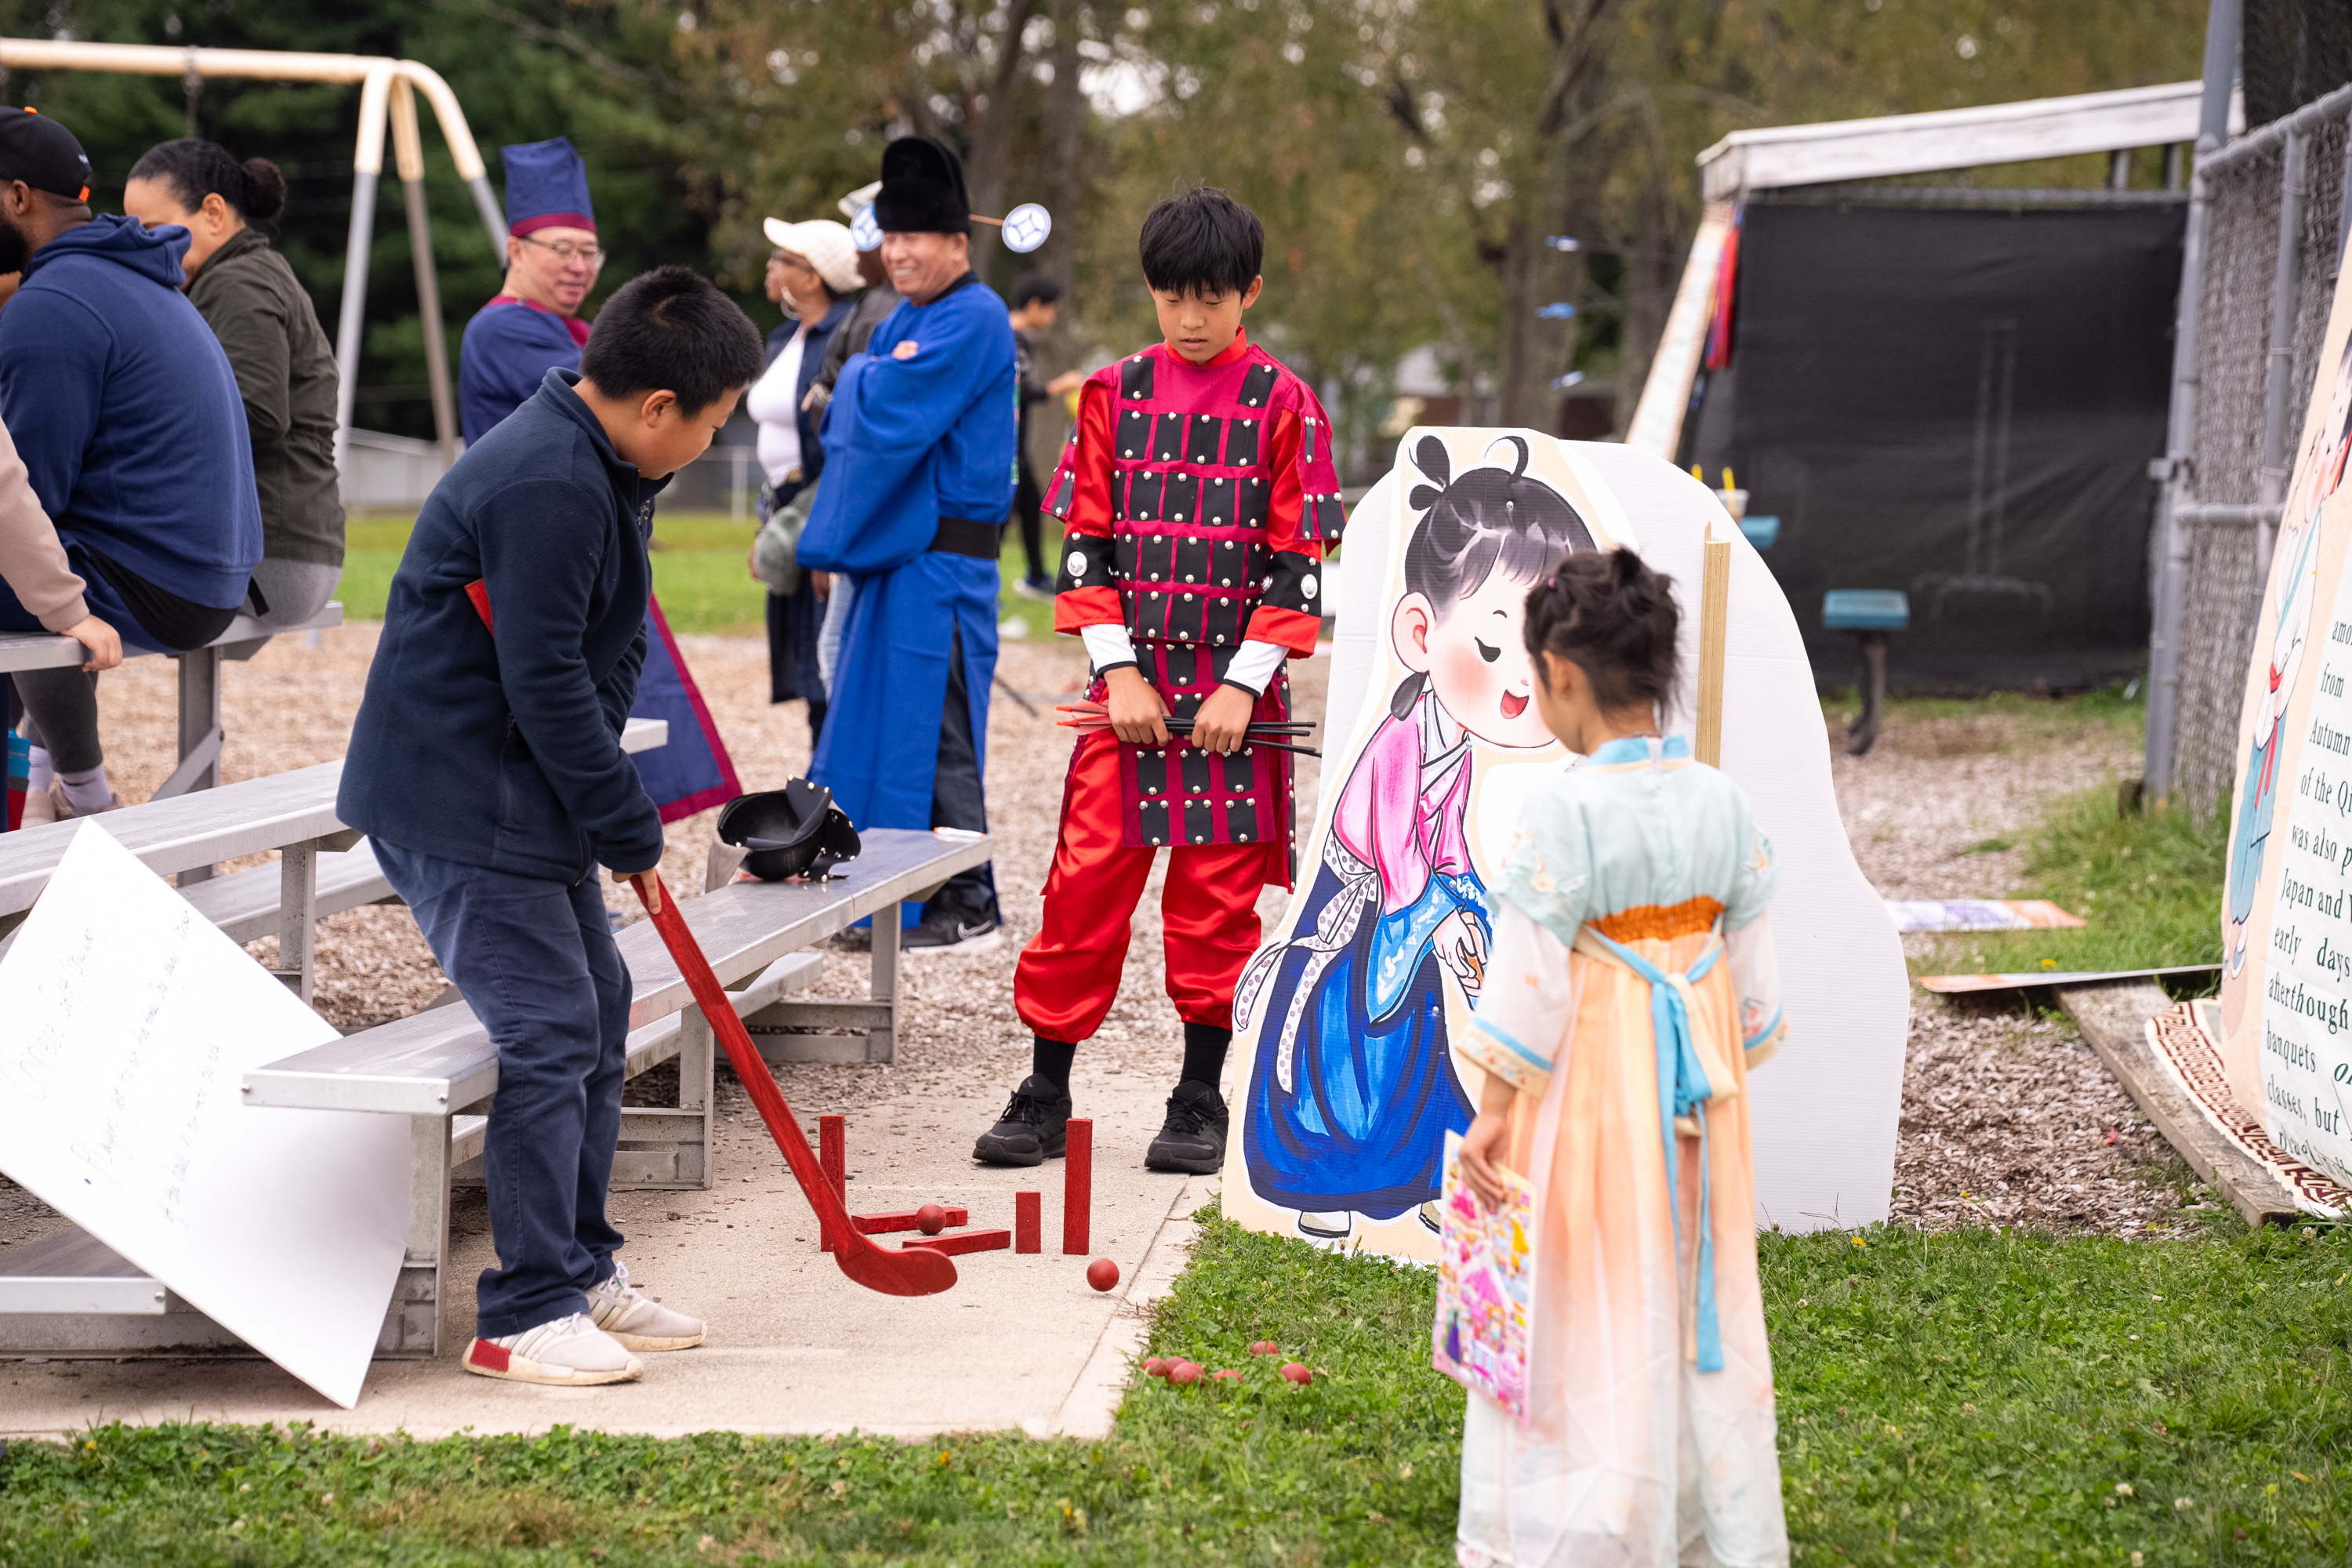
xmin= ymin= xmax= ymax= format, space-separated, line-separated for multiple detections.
xmin=501 ymin=136 xmax=594 ymax=237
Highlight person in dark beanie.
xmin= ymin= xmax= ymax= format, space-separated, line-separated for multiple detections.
xmin=339 ymin=266 xmax=764 ymax=1388
xmin=797 ymin=136 xmax=1017 ymax=953
xmin=0 ymin=107 xmax=261 ymax=826
xmin=124 ymin=139 xmax=344 ymax=629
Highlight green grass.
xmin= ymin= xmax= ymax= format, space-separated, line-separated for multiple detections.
xmin=334 ymin=512 xmax=1069 ymax=642
xmin=1911 ymin=785 xmax=2230 ymax=982
xmin=6 ymin=1208 xmax=2351 ymax=1565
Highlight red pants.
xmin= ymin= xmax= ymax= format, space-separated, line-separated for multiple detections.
xmin=1014 ymin=731 xmax=1271 ymax=1044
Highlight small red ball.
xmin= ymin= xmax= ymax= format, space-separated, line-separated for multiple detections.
xmin=1280 ymin=1362 xmax=1312 ymax=1385
xmin=1086 ymin=1258 xmax=1120 ymax=1292
xmin=915 ymin=1203 xmax=947 ymax=1236
xmin=1167 ymin=1360 xmax=1202 ymax=1386
xmin=1248 ymin=1340 xmax=1281 ymax=1356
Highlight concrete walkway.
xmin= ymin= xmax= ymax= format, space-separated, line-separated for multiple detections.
xmin=1 ymin=1062 xmax=1207 ymax=1442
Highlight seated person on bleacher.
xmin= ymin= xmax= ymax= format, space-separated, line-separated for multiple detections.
xmin=0 ymin=407 xmax=124 ymax=730
xmin=339 ymin=267 xmax=764 ymax=1388
xmin=0 ymin=107 xmax=263 ymax=824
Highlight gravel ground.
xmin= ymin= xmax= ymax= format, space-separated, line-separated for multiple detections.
xmin=1826 ymin=706 xmax=2193 ymax=1236
xmin=2 ymin=637 xmax=2185 ymax=1247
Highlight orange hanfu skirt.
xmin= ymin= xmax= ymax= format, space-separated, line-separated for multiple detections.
xmin=1457 ymin=924 xmax=1789 ymax=1568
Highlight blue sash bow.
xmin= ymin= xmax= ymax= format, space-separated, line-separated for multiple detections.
xmin=1580 ymin=926 xmax=1727 ymax=1374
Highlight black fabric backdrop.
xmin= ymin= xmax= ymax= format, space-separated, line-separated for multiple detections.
xmin=1688 ymin=201 xmax=2183 ymax=693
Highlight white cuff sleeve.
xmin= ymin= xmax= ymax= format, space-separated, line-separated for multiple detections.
xmin=1221 ymin=639 xmax=1289 ymax=695
xmin=1080 ymin=622 xmax=1138 ymax=673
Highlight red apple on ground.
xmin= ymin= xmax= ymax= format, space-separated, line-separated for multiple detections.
xmin=1142 ymin=1356 xmax=1167 ymax=1377
xmin=1249 ymin=1341 xmax=1280 ymax=1356
xmin=1213 ymin=1369 xmax=1242 ymax=1381
xmin=1086 ymin=1258 xmax=1120 ymax=1292
xmin=1168 ymin=1361 xmax=1203 ymax=1386
xmin=1280 ymin=1362 xmax=1312 ymax=1385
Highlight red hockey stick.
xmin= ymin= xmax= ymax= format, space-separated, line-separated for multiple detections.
xmin=627 ymin=872 xmax=956 ymax=1298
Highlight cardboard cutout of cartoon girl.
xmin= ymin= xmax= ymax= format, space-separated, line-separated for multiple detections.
xmin=1234 ymin=434 xmax=1595 ymax=1240
xmin=2227 ymin=339 xmax=2352 ymax=978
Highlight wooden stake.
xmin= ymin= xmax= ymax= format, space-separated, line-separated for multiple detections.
xmin=1695 ymin=524 xmax=1732 ymax=768
xmin=1063 ymin=1120 xmax=1093 ymax=1255
xmin=819 ymin=1115 xmax=845 ymax=1254
xmin=1015 ymin=1191 xmax=1041 ymax=1254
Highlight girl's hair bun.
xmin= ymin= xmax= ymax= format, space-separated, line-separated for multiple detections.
xmin=1523 ymin=547 xmax=1681 ymax=717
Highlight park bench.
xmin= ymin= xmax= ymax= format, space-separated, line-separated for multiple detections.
xmin=1822 ymin=589 xmax=1909 ymax=757
xmin=1 ymin=602 xmax=346 ymax=835
xmin=0 ymin=826 xmax=991 ymax=1359
xmin=0 ymin=717 xmax=668 ymax=1000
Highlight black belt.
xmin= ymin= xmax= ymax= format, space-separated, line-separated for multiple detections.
xmin=929 ymin=516 xmax=1001 ymax=559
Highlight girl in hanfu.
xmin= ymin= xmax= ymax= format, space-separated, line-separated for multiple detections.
xmin=1456 ymin=548 xmax=1791 ymax=1567
xmin=2228 ymin=336 xmax=2352 ymax=978
xmin=1237 ymin=434 xmax=1594 ymax=1241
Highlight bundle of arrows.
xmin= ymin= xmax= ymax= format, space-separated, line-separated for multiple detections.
xmin=1054 ymin=702 xmax=1321 ymax=757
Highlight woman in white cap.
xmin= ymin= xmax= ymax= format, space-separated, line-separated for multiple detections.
xmin=750 ymin=217 xmax=862 ymax=746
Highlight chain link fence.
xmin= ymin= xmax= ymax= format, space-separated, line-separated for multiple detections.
xmin=2165 ymin=106 xmax=2350 ymax=818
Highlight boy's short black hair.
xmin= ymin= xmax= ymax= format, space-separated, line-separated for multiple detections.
xmin=580 ymin=265 xmax=764 ymax=415
xmin=1138 ymin=187 xmax=1263 ymax=298
xmin=1011 ymin=270 xmax=1061 ymax=309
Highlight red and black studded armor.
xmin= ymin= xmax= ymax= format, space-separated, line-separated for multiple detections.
xmin=1044 ymin=337 xmax=1343 ymax=878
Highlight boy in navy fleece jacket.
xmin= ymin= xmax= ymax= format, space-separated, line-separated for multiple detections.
xmin=341 ymin=267 xmax=763 ymax=1387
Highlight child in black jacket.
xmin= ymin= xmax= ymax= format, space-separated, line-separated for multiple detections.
xmin=341 ymin=267 xmax=763 ymax=1386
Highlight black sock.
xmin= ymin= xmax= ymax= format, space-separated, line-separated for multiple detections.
xmin=1181 ymin=1022 xmax=1232 ymax=1092
xmin=1032 ymin=1036 xmax=1077 ymax=1096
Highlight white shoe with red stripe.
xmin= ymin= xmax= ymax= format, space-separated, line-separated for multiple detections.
xmin=586 ymin=1261 xmax=706 ymax=1352
xmin=462 ymin=1312 xmax=642 ymax=1385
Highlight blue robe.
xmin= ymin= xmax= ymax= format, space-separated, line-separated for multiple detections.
xmin=459 ymin=297 xmax=585 ymax=445
xmin=457 ymin=297 xmax=740 ymax=820
xmin=798 ymin=274 xmax=1016 ymax=878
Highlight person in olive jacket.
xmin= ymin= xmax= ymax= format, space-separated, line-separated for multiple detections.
xmin=124 ymin=140 xmax=343 ymax=628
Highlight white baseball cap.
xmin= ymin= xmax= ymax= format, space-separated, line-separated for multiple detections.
xmin=762 ymin=217 xmax=864 ymax=295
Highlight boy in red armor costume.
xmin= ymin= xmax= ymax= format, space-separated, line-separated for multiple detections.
xmin=976 ymin=187 xmax=1344 ymax=1173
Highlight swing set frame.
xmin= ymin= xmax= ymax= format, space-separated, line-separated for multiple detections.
xmin=0 ymin=39 xmax=510 ymax=468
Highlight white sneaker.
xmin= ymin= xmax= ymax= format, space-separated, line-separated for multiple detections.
xmin=463 ymin=1312 xmax=643 ymax=1385
xmin=586 ymin=1261 xmax=706 ymax=1351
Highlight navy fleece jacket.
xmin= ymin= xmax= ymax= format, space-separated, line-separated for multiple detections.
xmin=339 ymin=370 xmax=667 ymax=882
xmin=0 ymin=214 xmax=262 ymax=608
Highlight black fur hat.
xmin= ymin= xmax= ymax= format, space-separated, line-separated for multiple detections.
xmin=873 ymin=135 xmax=971 ymax=235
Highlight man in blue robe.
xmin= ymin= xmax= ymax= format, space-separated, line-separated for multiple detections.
xmin=799 ymin=136 xmax=1015 ymax=951
xmin=458 ymin=136 xmax=741 ymax=824
xmin=459 ymin=138 xmax=600 ymax=444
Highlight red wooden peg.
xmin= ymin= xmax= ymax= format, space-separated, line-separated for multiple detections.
xmin=900 ymin=1229 xmax=1013 ymax=1256
xmin=851 ymin=1206 xmax=970 ymax=1236
xmin=1064 ymin=1119 xmax=1092 ymax=1255
xmin=819 ymin=1115 xmax=845 ymax=1254
xmin=1015 ymin=1190 xmax=1041 ymax=1253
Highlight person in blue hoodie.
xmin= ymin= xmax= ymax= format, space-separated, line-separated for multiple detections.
xmin=340 ymin=267 xmax=764 ymax=1387
xmin=0 ymin=107 xmax=261 ymax=822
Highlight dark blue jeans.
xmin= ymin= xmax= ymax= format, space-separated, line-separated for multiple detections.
xmin=374 ymin=840 xmax=631 ymax=1339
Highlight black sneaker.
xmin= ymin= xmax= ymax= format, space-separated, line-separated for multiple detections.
xmin=973 ymin=1075 xmax=1071 ymax=1167
xmin=903 ymin=906 xmax=1004 ymax=954
xmin=1145 ymin=1080 xmax=1229 ymax=1174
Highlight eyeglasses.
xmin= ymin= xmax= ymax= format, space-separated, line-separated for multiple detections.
xmin=519 ymin=234 xmax=604 ymax=267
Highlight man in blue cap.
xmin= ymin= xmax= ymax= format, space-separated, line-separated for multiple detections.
xmin=459 ymin=138 xmax=601 ymax=442
xmin=797 ymin=135 xmax=1015 ymax=952
xmin=459 ymin=136 xmax=743 ymax=827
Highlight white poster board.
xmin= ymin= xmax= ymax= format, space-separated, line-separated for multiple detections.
xmin=2215 ymin=243 xmax=2352 ymax=1210
xmin=1228 ymin=430 xmax=1907 ymax=1258
xmin=0 ymin=822 xmax=409 ymax=1406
